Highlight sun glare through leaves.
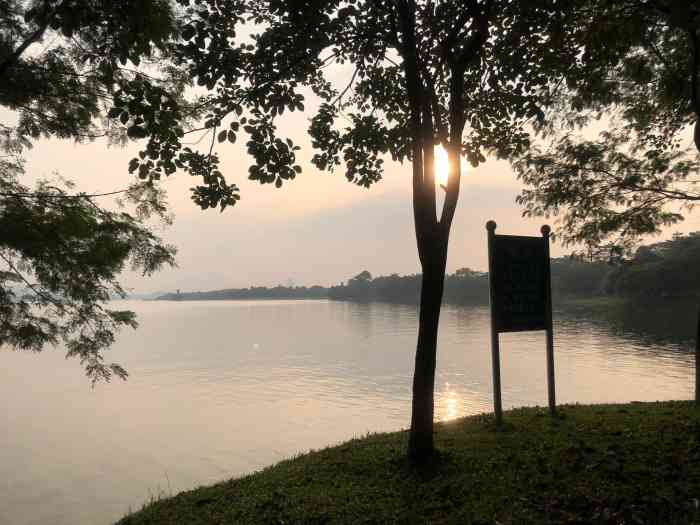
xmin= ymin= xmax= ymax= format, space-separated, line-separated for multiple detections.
xmin=434 ymin=145 xmax=468 ymax=189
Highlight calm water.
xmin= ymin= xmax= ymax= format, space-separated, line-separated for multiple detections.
xmin=0 ymin=299 xmax=695 ymax=525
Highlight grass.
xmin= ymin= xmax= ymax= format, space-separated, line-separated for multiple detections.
xmin=117 ymin=401 xmax=700 ymax=524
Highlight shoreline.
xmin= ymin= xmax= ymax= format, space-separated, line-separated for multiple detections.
xmin=117 ymin=401 xmax=700 ymax=525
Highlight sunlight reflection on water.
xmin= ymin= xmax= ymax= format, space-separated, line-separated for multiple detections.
xmin=0 ymin=299 xmax=695 ymax=525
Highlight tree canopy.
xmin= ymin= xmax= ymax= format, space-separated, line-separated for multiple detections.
xmin=127 ymin=1 xmax=579 ymax=210
xmin=516 ymin=0 xmax=700 ymax=253
xmin=0 ymin=0 xmax=180 ymax=382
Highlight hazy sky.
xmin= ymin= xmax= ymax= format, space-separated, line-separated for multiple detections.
xmin=7 ymin=13 xmax=700 ymax=296
xmin=22 ymin=113 xmax=700 ymax=295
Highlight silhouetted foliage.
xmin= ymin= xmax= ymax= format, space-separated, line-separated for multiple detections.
xmin=516 ymin=0 xmax=700 ymax=252
xmin=0 ymin=0 xmax=178 ymax=382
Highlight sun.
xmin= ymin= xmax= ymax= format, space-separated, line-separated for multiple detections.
xmin=434 ymin=145 xmax=450 ymax=187
xmin=434 ymin=145 xmax=468 ymax=188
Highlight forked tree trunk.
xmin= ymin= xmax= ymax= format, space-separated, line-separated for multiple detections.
xmin=396 ymin=0 xmax=482 ymax=462
xmin=408 ymin=248 xmax=448 ymax=459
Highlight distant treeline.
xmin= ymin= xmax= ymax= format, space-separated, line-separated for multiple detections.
xmin=328 ymin=269 xmax=489 ymax=305
xmin=328 ymin=259 xmax=611 ymax=305
xmin=156 ymin=285 xmax=327 ymax=301
xmin=157 ymin=233 xmax=700 ymax=305
xmin=329 ymin=232 xmax=700 ymax=305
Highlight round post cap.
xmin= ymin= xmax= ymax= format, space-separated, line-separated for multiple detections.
xmin=541 ymin=225 xmax=551 ymax=235
xmin=486 ymin=220 xmax=497 ymax=231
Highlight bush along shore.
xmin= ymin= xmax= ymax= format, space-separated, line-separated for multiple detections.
xmin=118 ymin=401 xmax=700 ymax=525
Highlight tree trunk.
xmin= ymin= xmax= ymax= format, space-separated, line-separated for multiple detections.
xmin=395 ymin=0 xmax=476 ymax=462
xmin=408 ymin=246 xmax=447 ymax=460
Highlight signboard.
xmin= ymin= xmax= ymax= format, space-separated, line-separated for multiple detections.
xmin=491 ymin=235 xmax=547 ymax=332
xmin=485 ymin=221 xmax=555 ymax=426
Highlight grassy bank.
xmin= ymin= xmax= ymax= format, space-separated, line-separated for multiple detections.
xmin=118 ymin=402 xmax=700 ymax=524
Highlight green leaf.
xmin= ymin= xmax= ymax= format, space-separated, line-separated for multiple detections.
xmin=182 ymin=25 xmax=195 ymax=40
xmin=107 ymin=107 xmax=122 ymax=119
xmin=127 ymin=126 xmax=147 ymax=139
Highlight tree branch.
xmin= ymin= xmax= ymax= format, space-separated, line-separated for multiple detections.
xmin=0 ymin=251 xmax=65 ymax=313
xmin=0 ymin=1 xmax=63 ymax=78
xmin=439 ymin=2 xmax=491 ymax=231
xmin=396 ymin=0 xmax=434 ymax=262
xmin=0 ymin=189 xmax=128 ymax=199
xmin=331 ymin=65 xmax=361 ymax=108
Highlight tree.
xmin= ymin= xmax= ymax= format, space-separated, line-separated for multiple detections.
xmin=120 ymin=0 xmax=580 ymax=459
xmin=517 ymin=0 xmax=700 ymax=251
xmin=0 ymin=0 xmax=181 ymax=382
xmin=513 ymin=0 xmax=700 ymax=397
xmin=350 ymin=270 xmax=373 ymax=284
xmin=516 ymin=129 xmax=700 ymax=253
xmin=454 ymin=267 xmax=481 ymax=279
xmin=607 ymin=233 xmax=700 ymax=298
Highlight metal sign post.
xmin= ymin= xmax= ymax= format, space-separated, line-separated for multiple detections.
xmin=486 ymin=221 xmax=503 ymax=427
xmin=542 ymin=225 xmax=556 ymax=415
xmin=486 ymin=221 xmax=556 ymax=427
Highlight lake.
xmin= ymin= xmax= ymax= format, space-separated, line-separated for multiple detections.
xmin=0 ymin=299 xmax=695 ymax=525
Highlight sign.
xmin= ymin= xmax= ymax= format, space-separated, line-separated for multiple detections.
xmin=491 ymin=235 xmax=547 ymax=332
xmin=485 ymin=221 xmax=556 ymax=426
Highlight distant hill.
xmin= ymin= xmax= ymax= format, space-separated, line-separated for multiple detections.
xmin=156 ymin=233 xmax=700 ymax=306
xmin=328 ymin=257 xmax=612 ymax=306
xmin=156 ymin=285 xmax=328 ymax=301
